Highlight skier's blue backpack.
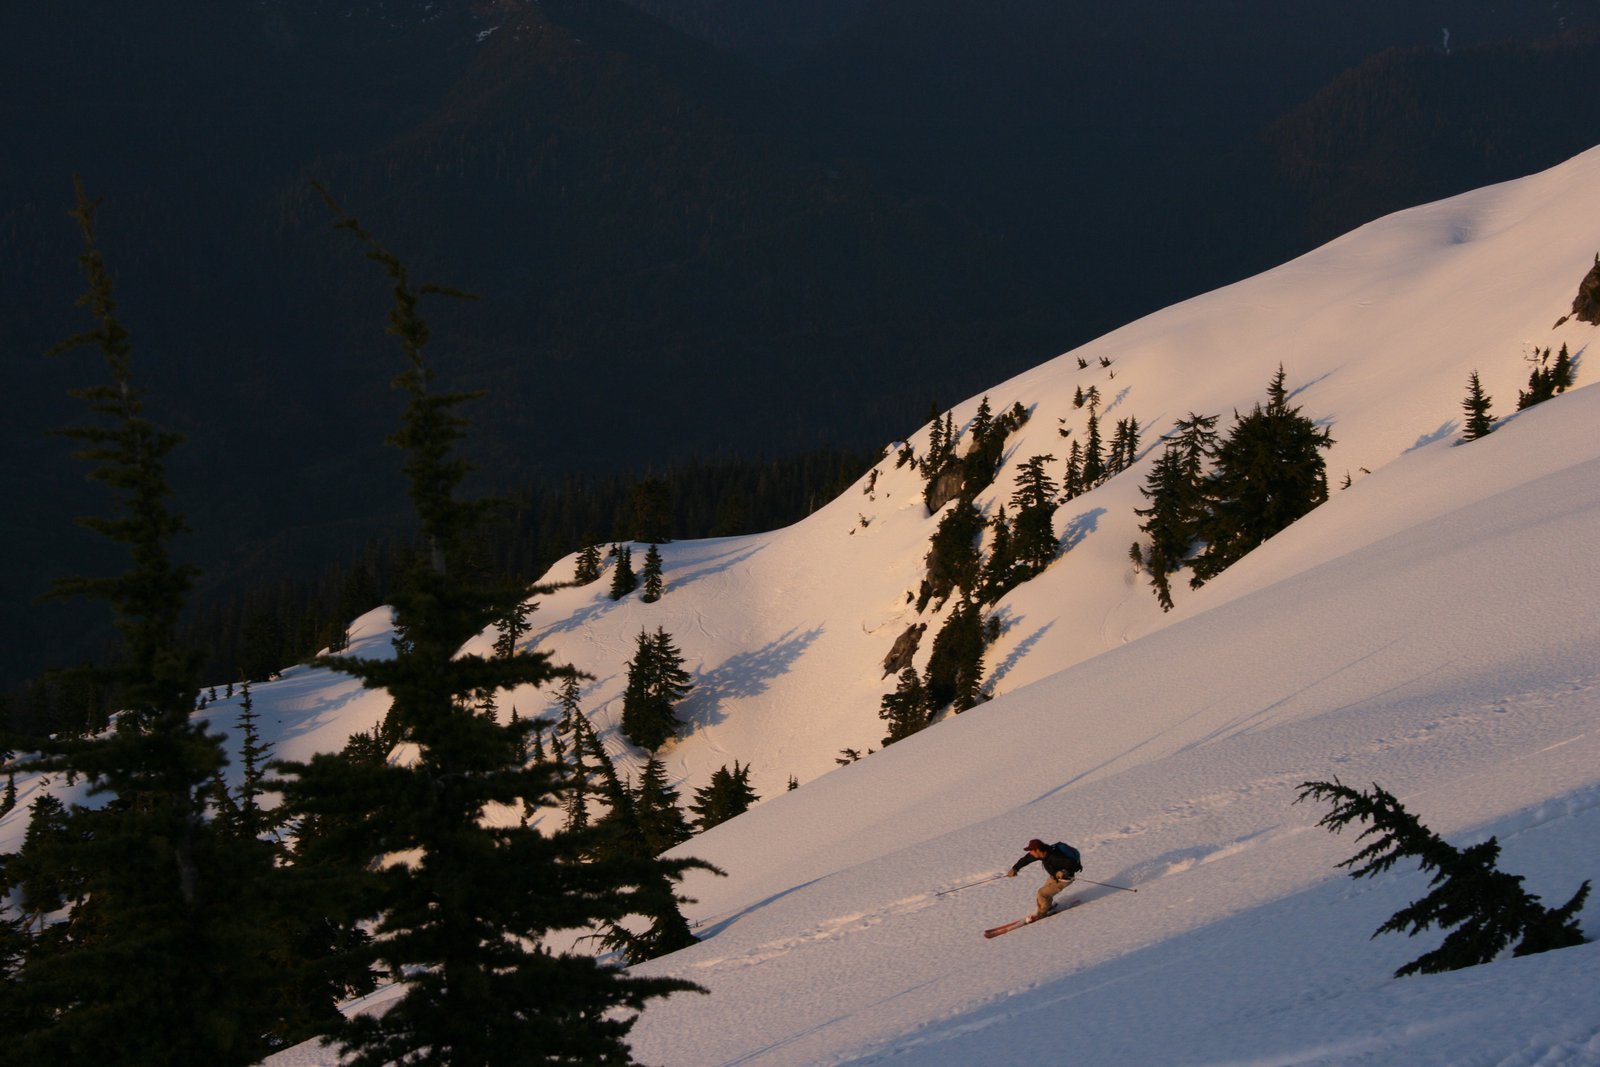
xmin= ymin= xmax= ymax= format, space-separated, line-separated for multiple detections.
xmin=1054 ymin=841 xmax=1083 ymax=875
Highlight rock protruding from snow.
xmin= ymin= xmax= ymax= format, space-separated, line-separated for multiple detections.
xmin=1572 ymin=252 xmax=1600 ymax=325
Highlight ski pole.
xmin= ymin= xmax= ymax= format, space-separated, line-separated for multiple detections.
xmin=936 ymin=874 xmax=1006 ymax=896
xmin=1075 ymin=876 xmax=1137 ymax=893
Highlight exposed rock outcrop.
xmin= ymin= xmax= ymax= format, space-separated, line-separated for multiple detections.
xmin=882 ymin=622 xmax=926 ymax=677
xmin=1573 ymin=253 xmax=1600 ymax=325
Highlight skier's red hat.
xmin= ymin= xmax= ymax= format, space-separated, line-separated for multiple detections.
xmin=1025 ymin=838 xmax=1046 ymax=852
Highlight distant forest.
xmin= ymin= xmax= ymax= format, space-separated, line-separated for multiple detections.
xmin=1 ymin=448 xmax=875 ymax=739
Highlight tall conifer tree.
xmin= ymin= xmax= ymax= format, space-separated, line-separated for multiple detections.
xmin=979 ymin=505 xmax=1018 ymax=602
xmin=276 ymin=191 xmax=701 ymax=1065
xmin=1299 ymin=780 xmax=1589 ymax=977
xmin=641 ymin=543 xmax=665 ymax=603
xmin=1009 ymin=455 xmax=1061 ymax=577
xmin=621 ymin=627 xmax=695 ymax=751
xmin=10 ymin=182 xmax=289 ymax=1065
xmin=635 ymin=755 xmax=694 ymax=855
xmin=1134 ymin=442 xmax=1196 ymax=611
xmin=879 ymin=667 xmax=931 ymax=745
xmin=1081 ymin=409 xmax=1105 ymax=487
xmin=609 ymin=545 xmax=638 ymax=600
xmin=1190 ymin=368 xmax=1333 ymax=587
xmin=689 ymin=762 xmax=759 ymax=831
xmin=1461 ymin=371 xmax=1497 ymax=442
xmin=492 ymin=598 xmax=534 ymax=658
xmin=925 ymin=598 xmax=986 ymax=712
xmin=573 ymin=542 xmax=603 ymax=585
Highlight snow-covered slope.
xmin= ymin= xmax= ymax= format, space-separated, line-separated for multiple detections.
xmin=11 ymin=145 xmax=1600 ymax=1066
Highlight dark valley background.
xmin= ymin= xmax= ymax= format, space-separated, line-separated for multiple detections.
xmin=5 ymin=0 xmax=1600 ymax=694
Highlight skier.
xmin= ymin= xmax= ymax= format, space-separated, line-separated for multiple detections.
xmin=1006 ymin=838 xmax=1081 ymax=920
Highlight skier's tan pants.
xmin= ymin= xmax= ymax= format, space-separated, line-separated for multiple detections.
xmin=1037 ymin=873 xmax=1073 ymax=916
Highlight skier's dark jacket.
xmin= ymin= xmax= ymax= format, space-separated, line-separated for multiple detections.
xmin=1010 ymin=842 xmax=1082 ymax=880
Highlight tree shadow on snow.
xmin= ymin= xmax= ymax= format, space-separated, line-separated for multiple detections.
xmin=1059 ymin=507 xmax=1106 ymax=553
xmin=663 ymin=542 xmax=766 ymax=593
xmin=985 ymin=613 xmax=1054 ymax=695
xmin=681 ymin=626 xmax=824 ymax=731
xmin=1407 ymin=421 xmax=1456 ymax=451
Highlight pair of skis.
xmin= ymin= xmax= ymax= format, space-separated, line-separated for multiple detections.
xmin=983 ymin=896 xmax=1082 ymax=938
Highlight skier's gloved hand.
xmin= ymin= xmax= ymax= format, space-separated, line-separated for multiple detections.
xmin=1006 ymin=869 xmax=1016 ymax=878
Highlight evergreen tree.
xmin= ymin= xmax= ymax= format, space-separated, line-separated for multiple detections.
xmin=555 ymin=672 xmax=585 ymax=737
xmin=1171 ymin=412 xmax=1220 ymax=484
xmin=689 ymin=761 xmax=759 ymax=831
xmin=1108 ymin=416 xmax=1141 ymax=474
xmin=1 ymin=771 xmax=14 ymax=818
xmin=1517 ymin=347 xmax=1558 ymax=409
xmin=609 ymin=545 xmax=638 ymax=600
xmin=1299 ymin=779 xmax=1590 ymax=978
xmin=1081 ymin=409 xmax=1105 ymax=487
xmin=269 ymin=732 xmax=391 ymax=1046
xmin=620 ymin=627 xmax=695 ymax=752
xmin=1551 ymin=343 xmax=1575 ymax=392
xmin=1134 ymin=442 xmax=1197 ymax=612
xmin=1516 ymin=344 xmax=1577 ymax=409
xmin=233 ymin=680 xmax=275 ymax=841
xmin=1190 ymin=368 xmax=1333 ymax=587
xmin=978 ymin=505 xmax=1018 ymax=602
xmin=6 ymin=794 xmax=73 ymax=917
xmin=925 ymin=598 xmax=986 ymax=712
xmin=959 ymin=395 xmax=1010 ymax=498
xmin=276 ymin=192 xmax=702 ymax=1066
xmin=492 ymin=598 xmax=534 ymax=658
xmin=573 ymin=542 xmax=603 ymax=585
xmin=970 ymin=395 xmax=994 ymax=442
xmin=238 ymin=608 xmax=289 ymax=682
xmin=920 ymin=409 xmax=960 ymax=502
xmin=640 ymin=543 xmax=665 ymax=603
xmin=1461 ymin=371 xmax=1497 ymax=442
xmin=1010 ymin=454 xmax=1058 ymax=513
xmin=923 ymin=499 xmax=986 ymax=606
xmin=879 ymin=667 xmax=931 ymax=745
xmin=1009 ymin=455 xmax=1060 ymax=577
xmin=8 ymin=183 xmax=293 ymax=1065
xmin=1062 ymin=439 xmax=1084 ymax=501
xmin=925 ymin=408 xmax=952 ymax=472
xmin=0 ymin=905 xmax=33 ymax=1040
xmin=550 ymin=730 xmax=587 ymax=832
xmin=553 ymin=674 xmax=590 ymax=831
xmin=508 ymin=706 xmax=531 ymax=765
xmin=635 ymin=755 xmax=695 ymax=856
xmin=576 ymin=719 xmax=631 ymax=853
xmin=629 ymin=477 xmax=673 ymax=544
xmin=584 ymin=734 xmax=712 ymax=964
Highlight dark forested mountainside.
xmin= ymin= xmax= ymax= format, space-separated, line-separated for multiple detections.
xmin=274 ymin=0 xmax=1061 ymax=480
xmin=615 ymin=0 xmax=872 ymax=66
xmin=0 ymin=0 xmax=1056 ymax=689
xmin=0 ymin=447 xmax=874 ymax=737
xmin=187 ymin=447 xmax=873 ymax=694
xmin=777 ymin=0 xmax=1600 ymax=331
xmin=7 ymin=0 xmax=1600 ymax=692
xmin=621 ymin=0 xmax=1600 ymax=71
xmin=1267 ymin=27 xmax=1600 ymax=248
